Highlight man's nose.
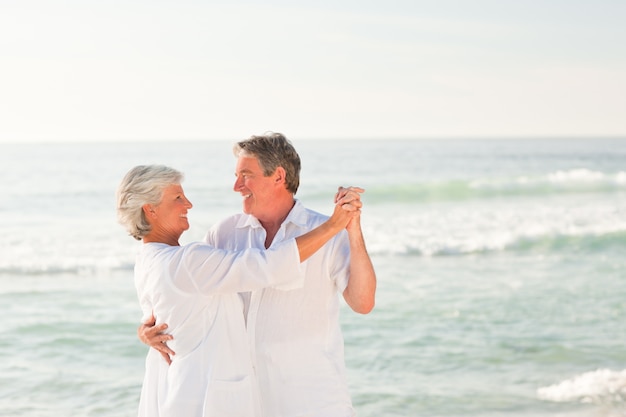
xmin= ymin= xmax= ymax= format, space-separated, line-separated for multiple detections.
xmin=233 ymin=176 xmax=243 ymax=191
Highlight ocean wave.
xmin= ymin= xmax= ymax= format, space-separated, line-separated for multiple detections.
xmin=366 ymin=228 xmax=626 ymax=258
xmin=538 ymin=369 xmax=626 ymax=405
xmin=5 ymin=230 xmax=620 ymax=272
xmin=362 ymin=169 xmax=626 ymax=204
xmin=0 ymin=260 xmax=134 ymax=277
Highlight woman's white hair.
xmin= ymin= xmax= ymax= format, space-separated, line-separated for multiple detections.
xmin=116 ymin=165 xmax=184 ymax=240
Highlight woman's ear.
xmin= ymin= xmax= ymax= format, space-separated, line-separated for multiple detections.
xmin=142 ymin=204 xmax=156 ymax=220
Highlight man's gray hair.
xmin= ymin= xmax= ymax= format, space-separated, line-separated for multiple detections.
xmin=233 ymin=132 xmax=301 ymax=194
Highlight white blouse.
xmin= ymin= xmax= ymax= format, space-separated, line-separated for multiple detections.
xmin=134 ymin=239 xmax=304 ymax=417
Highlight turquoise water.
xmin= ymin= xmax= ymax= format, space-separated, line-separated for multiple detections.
xmin=1 ymin=138 xmax=625 ymax=416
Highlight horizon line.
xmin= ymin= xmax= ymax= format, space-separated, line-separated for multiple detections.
xmin=2 ymin=134 xmax=626 ymax=145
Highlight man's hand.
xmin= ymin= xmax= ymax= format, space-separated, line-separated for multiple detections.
xmin=335 ymin=186 xmax=364 ymax=229
xmin=138 ymin=313 xmax=175 ymax=365
xmin=334 ymin=186 xmax=364 ymax=206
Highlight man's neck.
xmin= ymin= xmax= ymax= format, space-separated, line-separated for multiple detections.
xmin=257 ymin=198 xmax=296 ymax=249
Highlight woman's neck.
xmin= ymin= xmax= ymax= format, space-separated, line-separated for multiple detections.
xmin=143 ymin=230 xmax=181 ymax=246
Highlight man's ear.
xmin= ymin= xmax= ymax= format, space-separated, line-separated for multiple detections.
xmin=274 ymin=167 xmax=286 ymax=185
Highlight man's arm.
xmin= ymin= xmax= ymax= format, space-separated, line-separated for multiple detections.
xmin=137 ymin=312 xmax=175 ymax=365
xmin=342 ymin=212 xmax=376 ymax=314
xmin=335 ymin=187 xmax=377 ymax=314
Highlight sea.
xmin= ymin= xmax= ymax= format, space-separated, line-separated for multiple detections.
xmin=1 ymin=137 xmax=625 ymax=417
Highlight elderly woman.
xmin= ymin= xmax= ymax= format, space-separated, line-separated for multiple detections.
xmin=116 ymin=165 xmax=361 ymax=417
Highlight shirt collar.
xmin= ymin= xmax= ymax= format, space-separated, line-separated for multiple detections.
xmin=235 ymin=199 xmax=307 ymax=230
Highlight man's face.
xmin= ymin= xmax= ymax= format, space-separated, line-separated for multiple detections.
xmin=233 ymin=155 xmax=276 ymax=218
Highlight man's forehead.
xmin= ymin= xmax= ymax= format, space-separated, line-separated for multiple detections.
xmin=235 ymin=156 xmax=262 ymax=171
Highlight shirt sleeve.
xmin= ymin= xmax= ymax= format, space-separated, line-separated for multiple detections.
xmin=169 ymin=239 xmax=305 ymax=295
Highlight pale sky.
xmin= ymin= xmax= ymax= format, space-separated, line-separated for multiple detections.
xmin=1 ymin=0 xmax=624 ymax=143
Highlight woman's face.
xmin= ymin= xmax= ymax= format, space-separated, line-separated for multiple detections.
xmin=151 ymin=184 xmax=193 ymax=238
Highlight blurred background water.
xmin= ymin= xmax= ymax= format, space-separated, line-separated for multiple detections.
xmin=1 ymin=137 xmax=625 ymax=416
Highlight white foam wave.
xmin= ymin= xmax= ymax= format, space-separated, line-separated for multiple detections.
xmin=470 ymin=169 xmax=626 ymax=193
xmin=538 ymin=369 xmax=626 ymax=405
xmin=547 ymin=168 xmax=607 ymax=183
xmin=0 ymin=254 xmax=134 ymax=276
xmin=0 ymin=222 xmax=138 ymax=277
xmin=364 ymin=196 xmax=626 ymax=257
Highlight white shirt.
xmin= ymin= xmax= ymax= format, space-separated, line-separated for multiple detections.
xmin=134 ymin=239 xmax=304 ymax=417
xmin=205 ymin=200 xmax=355 ymax=417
